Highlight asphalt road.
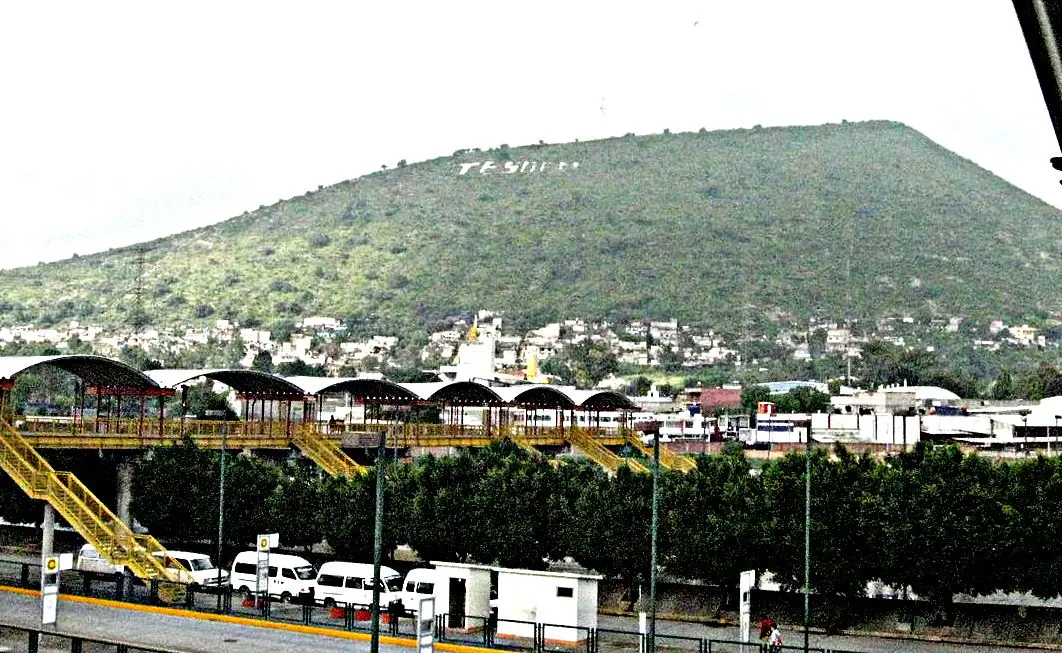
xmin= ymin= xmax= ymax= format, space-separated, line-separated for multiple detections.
xmin=0 ymin=588 xmax=1041 ymax=653
xmin=0 ymin=590 xmax=419 ymax=653
xmin=0 ymin=554 xmax=1046 ymax=653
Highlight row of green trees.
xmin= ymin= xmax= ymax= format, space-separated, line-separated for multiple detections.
xmin=2 ymin=440 xmax=1059 ymax=621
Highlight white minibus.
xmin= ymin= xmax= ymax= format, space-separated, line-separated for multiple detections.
xmin=230 ymin=551 xmax=316 ymax=602
xmin=314 ymin=561 xmax=403 ymax=608
xmin=400 ymin=567 xmax=437 ymax=613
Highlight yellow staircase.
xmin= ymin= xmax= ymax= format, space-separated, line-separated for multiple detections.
xmin=0 ymin=417 xmax=181 ymax=585
xmin=624 ymin=433 xmax=698 ymax=473
xmin=566 ymin=428 xmax=649 ymax=475
xmin=291 ymin=426 xmax=367 ymax=477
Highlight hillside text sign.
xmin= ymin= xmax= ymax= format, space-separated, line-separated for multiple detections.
xmin=458 ymin=161 xmax=580 ymax=175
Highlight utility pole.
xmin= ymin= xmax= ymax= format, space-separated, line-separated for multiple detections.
xmin=370 ymin=430 xmax=386 ymax=653
xmin=216 ymin=424 xmax=227 ymax=611
xmin=648 ymin=421 xmax=661 ymax=653
xmin=130 ymin=245 xmax=153 ymax=331
xmin=804 ymin=431 xmax=812 ymax=653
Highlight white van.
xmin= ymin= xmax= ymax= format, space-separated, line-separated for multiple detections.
xmin=400 ymin=567 xmax=437 ymax=613
xmin=230 ymin=551 xmax=317 ymax=602
xmin=314 ymin=561 xmax=403 ymax=608
xmin=76 ymin=544 xmax=124 ymax=576
xmin=152 ymin=550 xmax=228 ymax=589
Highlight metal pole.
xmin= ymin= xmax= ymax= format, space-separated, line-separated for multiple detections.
xmin=41 ymin=504 xmax=55 ymax=577
xmin=216 ymin=425 xmax=227 ymax=607
xmin=804 ymin=430 xmax=811 ymax=653
xmin=648 ymin=424 xmax=660 ymax=653
xmin=370 ymin=430 xmax=385 ymax=653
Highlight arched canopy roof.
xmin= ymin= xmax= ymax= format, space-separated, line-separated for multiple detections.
xmin=562 ymin=388 xmax=640 ymax=411
xmin=0 ymin=355 xmax=160 ymax=391
xmin=493 ymin=385 xmax=576 ymax=409
xmin=285 ymin=376 xmax=418 ymax=401
xmin=399 ymin=381 xmax=504 ymax=405
xmin=144 ymin=369 xmax=305 ymax=397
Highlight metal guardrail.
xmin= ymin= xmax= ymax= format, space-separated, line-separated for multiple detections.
xmin=17 ymin=417 xmax=632 ymax=448
xmin=0 ymin=622 xmax=183 ymax=653
xmin=0 ymin=559 xmax=878 ymax=653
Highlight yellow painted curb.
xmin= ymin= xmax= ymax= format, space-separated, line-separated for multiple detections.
xmin=0 ymin=585 xmax=504 ymax=652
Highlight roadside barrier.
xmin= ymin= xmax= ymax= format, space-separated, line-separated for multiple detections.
xmin=0 ymin=558 xmax=870 ymax=653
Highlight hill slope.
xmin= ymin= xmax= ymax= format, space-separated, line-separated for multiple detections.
xmin=2 ymin=121 xmax=1060 ymax=335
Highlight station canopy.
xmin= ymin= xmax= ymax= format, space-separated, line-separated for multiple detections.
xmin=0 ymin=355 xmax=161 ymax=391
xmin=493 ymin=384 xmax=576 ymax=409
xmin=399 ymin=381 xmax=504 ymax=405
xmin=144 ymin=369 xmax=305 ymax=398
xmin=285 ymin=376 xmax=418 ymax=402
xmin=561 ymin=388 xmax=640 ymax=411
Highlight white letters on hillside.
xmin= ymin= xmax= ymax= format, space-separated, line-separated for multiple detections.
xmin=457 ymin=161 xmax=580 ymax=175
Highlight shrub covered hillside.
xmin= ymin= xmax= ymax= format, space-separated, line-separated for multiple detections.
xmin=1 ymin=120 xmax=1060 ymax=333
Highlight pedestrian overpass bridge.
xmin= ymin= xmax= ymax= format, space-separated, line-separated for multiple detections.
xmin=0 ymin=354 xmax=695 ymax=588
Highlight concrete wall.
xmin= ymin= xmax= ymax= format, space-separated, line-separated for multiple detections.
xmin=812 ymin=414 xmax=922 ymax=444
xmin=496 ymin=568 xmax=600 ymax=643
xmin=430 ymin=561 xmax=492 ymax=629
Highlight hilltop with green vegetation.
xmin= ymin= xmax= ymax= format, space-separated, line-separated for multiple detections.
xmin=2 ymin=120 xmax=1059 ymax=337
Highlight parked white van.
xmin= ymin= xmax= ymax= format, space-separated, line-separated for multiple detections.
xmin=314 ymin=561 xmax=403 ymax=608
xmin=76 ymin=544 xmax=124 ymax=576
xmin=152 ymin=550 xmax=228 ymax=589
xmin=230 ymin=551 xmax=317 ymax=602
xmin=400 ymin=567 xmax=439 ymax=612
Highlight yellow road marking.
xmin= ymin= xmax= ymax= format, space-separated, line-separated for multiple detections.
xmin=0 ymin=585 xmax=502 ymax=652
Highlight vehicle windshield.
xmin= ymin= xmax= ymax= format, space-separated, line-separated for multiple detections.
xmin=190 ymin=559 xmax=215 ymax=571
xmin=294 ymin=565 xmax=316 ymax=580
xmin=386 ymin=576 xmax=403 ymax=592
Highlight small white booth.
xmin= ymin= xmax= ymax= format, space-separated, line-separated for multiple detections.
xmin=429 ymin=561 xmax=493 ymax=628
xmin=495 ymin=567 xmax=601 ymax=644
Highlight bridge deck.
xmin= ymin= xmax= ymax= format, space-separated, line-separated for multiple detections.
xmin=14 ymin=417 xmax=628 ymax=449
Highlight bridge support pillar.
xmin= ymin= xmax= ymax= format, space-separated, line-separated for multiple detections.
xmin=41 ymin=504 xmax=55 ymax=568
xmin=116 ymin=459 xmax=134 ymax=525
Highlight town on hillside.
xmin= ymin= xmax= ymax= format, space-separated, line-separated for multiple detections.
xmin=0 ymin=309 xmax=1055 ymax=454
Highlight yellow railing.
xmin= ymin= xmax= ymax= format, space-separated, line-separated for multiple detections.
xmin=290 ymin=425 xmax=366 ymax=477
xmin=624 ymin=434 xmax=697 ymax=473
xmin=21 ymin=416 xmax=292 ymax=439
xmin=566 ymin=428 xmax=649 ymax=475
xmin=0 ymin=417 xmax=181 ymax=584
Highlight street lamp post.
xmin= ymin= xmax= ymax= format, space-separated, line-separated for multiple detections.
xmin=216 ymin=423 xmax=227 ymax=610
xmin=803 ymin=429 xmax=811 ymax=653
xmin=370 ymin=428 xmax=386 ymax=653
xmin=649 ymin=421 xmax=661 ymax=653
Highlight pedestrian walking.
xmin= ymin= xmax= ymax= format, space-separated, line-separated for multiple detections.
xmin=758 ymin=616 xmax=776 ymax=641
xmin=767 ymin=623 xmax=783 ymax=653
xmin=387 ymin=598 xmax=404 ymax=635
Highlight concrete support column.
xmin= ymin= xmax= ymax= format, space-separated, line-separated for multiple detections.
xmin=41 ymin=504 xmax=55 ymax=563
xmin=116 ymin=459 xmax=134 ymax=526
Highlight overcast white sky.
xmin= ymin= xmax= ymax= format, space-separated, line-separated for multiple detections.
xmin=0 ymin=1 xmax=1057 ymax=270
